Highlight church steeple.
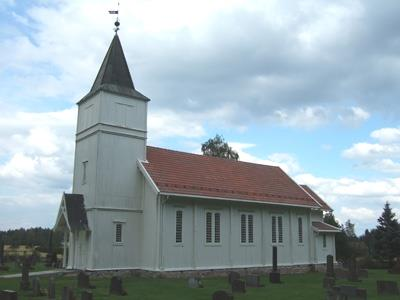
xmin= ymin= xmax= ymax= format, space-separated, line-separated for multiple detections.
xmin=80 ymin=34 xmax=149 ymax=102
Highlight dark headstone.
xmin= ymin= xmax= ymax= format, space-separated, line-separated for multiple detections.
xmin=272 ymin=246 xmax=278 ymax=271
xmin=347 ymin=257 xmax=360 ymax=282
xmin=0 ymin=238 xmax=4 ymax=266
xmin=48 ymin=277 xmax=56 ymax=300
xmin=109 ymin=276 xmax=127 ymax=296
xmin=212 ymin=290 xmax=233 ymax=300
xmin=334 ymin=285 xmax=367 ymax=300
xmin=231 ymin=279 xmax=246 ymax=293
xmin=61 ymin=287 xmax=76 ymax=300
xmin=340 ymin=285 xmax=357 ymax=297
xmin=323 ymin=276 xmax=335 ymax=289
xmin=376 ymin=280 xmax=399 ymax=295
xmin=326 ymin=255 xmax=334 ymax=277
xmin=19 ymin=260 xmax=30 ymax=290
xmin=188 ymin=277 xmax=203 ymax=288
xmin=80 ymin=290 xmax=93 ymax=300
xmin=245 ymin=275 xmax=264 ymax=287
xmin=32 ymin=277 xmax=44 ymax=297
xmin=77 ymin=271 xmax=95 ymax=289
xmin=269 ymin=246 xmax=281 ymax=283
xmin=227 ymin=271 xmax=240 ymax=284
xmin=0 ymin=290 xmax=18 ymax=300
xmin=388 ymin=258 xmax=400 ymax=274
xmin=334 ymin=268 xmax=348 ymax=279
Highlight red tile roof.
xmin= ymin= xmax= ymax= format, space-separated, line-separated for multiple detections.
xmin=312 ymin=221 xmax=341 ymax=232
xmin=300 ymin=185 xmax=332 ymax=211
xmin=142 ymin=146 xmax=328 ymax=208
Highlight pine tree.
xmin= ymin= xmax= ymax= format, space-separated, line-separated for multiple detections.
xmin=375 ymin=202 xmax=400 ymax=264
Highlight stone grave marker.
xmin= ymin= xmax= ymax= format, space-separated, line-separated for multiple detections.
xmin=109 ymin=276 xmax=127 ymax=296
xmin=332 ymin=285 xmax=367 ymax=300
xmin=0 ymin=290 xmax=18 ymax=300
xmin=323 ymin=277 xmax=335 ymax=289
xmin=32 ymin=277 xmax=44 ymax=297
xmin=19 ymin=260 xmax=30 ymax=290
xmin=376 ymin=280 xmax=399 ymax=295
xmin=77 ymin=271 xmax=95 ymax=289
xmin=269 ymin=246 xmax=281 ymax=283
xmin=334 ymin=268 xmax=348 ymax=280
xmin=231 ymin=279 xmax=246 ymax=293
xmin=48 ymin=277 xmax=56 ymax=300
xmin=212 ymin=290 xmax=234 ymax=300
xmin=347 ymin=257 xmax=360 ymax=282
xmin=80 ymin=290 xmax=93 ymax=300
xmin=323 ymin=255 xmax=336 ymax=289
xmin=388 ymin=258 xmax=400 ymax=274
xmin=245 ymin=275 xmax=263 ymax=288
xmin=188 ymin=277 xmax=203 ymax=288
xmin=61 ymin=287 xmax=76 ymax=300
xmin=227 ymin=271 xmax=240 ymax=284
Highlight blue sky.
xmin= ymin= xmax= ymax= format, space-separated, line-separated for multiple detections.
xmin=1 ymin=0 xmax=400 ymax=235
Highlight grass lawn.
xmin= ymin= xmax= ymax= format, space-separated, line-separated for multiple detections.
xmin=0 ymin=262 xmax=55 ymax=276
xmin=0 ymin=269 xmax=399 ymax=299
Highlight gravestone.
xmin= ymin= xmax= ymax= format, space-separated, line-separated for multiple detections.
xmin=0 ymin=290 xmax=18 ymax=300
xmin=227 ymin=271 xmax=240 ymax=284
xmin=347 ymin=257 xmax=360 ymax=282
xmin=19 ymin=260 xmax=30 ymax=290
xmin=109 ymin=276 xmax=127 ymax=296
xmin=32 ymin=277 xmax=44 ymax=297
xmin=376 ymin=280 xmax=399 ymax=295
xmin=61 ymin=287 xmax=76 ymax=300
xmin=231 ymin=279 xmax=246 ymax=293
xmin=323 ymin=277 xmax=335 ymax=289
xmin=269 ymin=246 xmax=281 ymax=283
xmin=388 ymin=258 xmax=400 ymax=274
xmin=188 ymin=277 xmax=203 ymax=288
xmin=333 ymin=285 xmax=367 ymax=300
xmin=326 ymin=255 xmax=335 ymax=278
xmin=212 ymin=290 xmax=234 ymax=300
xmin=77 ymin=271 xmax=95 ymax=289
xmin=48 ymin=277 xmax=56 ymax=300
xmin=81 ymin=290 xmax=93 ymax=300
xmin=334 ymin=268 xmax=348 ymax=280
xmin=245 ymin=275 xmax=264 ymax=288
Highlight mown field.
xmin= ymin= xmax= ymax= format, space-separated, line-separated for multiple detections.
xmin=0 ymin=269 xmax=399 ymax=299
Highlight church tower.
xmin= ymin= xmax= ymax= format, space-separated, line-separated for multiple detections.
xmin=69 ymin=32 xmax=150 ymax=269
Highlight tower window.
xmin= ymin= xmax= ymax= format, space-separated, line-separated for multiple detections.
xmin=82 ymin=161 xmax=88 ymax=184
xmin=115 ymin=223 xmax=122 ymax=243
xmin=323 ymin=234 xmax=327 ymax=248
xmin=298 ymin=217 xmax=303 ymax=244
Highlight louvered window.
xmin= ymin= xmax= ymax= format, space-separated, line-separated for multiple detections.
xmin=175 ymin=210 xmax=183 ymax=243
xmin=272 ymin=215 xmax=283 ymax=244
xmin=115 ymin=223 xmax=122 ymax=243
xmin=240 ymin=214 xmax=247 ymax=243
xmin=298 ymin=217 xmax=303 ymax=244
xmin=323 ymin=234 xmax=327 ymax=248
xmin=241 ymin=213 xmax=254 ymax=244
xmin=205 ymin=211 xmax=221 ymax=244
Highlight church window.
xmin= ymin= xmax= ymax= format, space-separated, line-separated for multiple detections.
xmin=205 ymin=211 xmax=221 ymax=244
xmin=175 ymin=210 xmax=183 ymax=244
xmin=298 ymin=217 xmax=303 ymax=244
xmin=272 ymin=215 xmax=283 ymax=244
xmin=115 ymin=223 xmax=122 ymax=243
xmin=323 ymin=234 xmax=327 ymax=248
xmin=82 ymin=161 xmax=88 ymax=184
xmin=240 ymin=213 xmax=254 ymax=244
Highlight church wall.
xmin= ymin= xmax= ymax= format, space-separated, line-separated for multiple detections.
xmin=140 ymin=179 xmax=159 ymax=270
xmin=160 ymin=198 xmax=317 ymax=271
xmin=88 ymin=210 xmax=142 ymax=270
xmin=315 ymin=233 xmax=335 ymax=264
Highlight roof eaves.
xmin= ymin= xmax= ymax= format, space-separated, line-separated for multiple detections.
xmin=137 ymin=160 xmax=160 ymax=194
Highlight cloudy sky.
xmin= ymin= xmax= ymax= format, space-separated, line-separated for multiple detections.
xmin=1 ymin=0 xmax=400 ymax=235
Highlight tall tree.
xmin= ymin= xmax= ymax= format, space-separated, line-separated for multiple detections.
xmin=201 ymin=134 xmax=239 ymax=161
xmin=344 ymin=219 xmax=356 ymax=238
xmin=374 ymin=202 xmax=400 ymax=264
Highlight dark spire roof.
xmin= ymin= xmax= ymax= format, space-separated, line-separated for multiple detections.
xmin=79 ymin=34 xmax=149 ymax=103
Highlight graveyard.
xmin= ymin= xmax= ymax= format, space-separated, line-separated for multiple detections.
xmin=0 ymin=268 xmax=399 ymax=299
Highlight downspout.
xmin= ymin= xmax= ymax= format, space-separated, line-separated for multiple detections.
xmin=158 ymin=195 xmax=167 ymax=270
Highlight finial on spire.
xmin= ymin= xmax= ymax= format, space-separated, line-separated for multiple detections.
xmin=109 ymin=1 xmax=120 ymax=33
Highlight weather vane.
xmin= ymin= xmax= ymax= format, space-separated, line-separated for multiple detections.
xmin=109 ymin=1 xmax=120 ymax=33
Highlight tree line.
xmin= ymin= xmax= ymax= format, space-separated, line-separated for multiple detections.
xmin=324 ymin=202 xmax=400 ymax=267
xmin=0 ymin=228 xmax=63 ymax=252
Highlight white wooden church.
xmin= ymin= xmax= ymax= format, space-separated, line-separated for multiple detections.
xmin=54 ymin=32 xmax=339 ymax=272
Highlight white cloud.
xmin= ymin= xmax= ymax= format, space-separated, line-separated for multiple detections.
xmin=338 ymin=107 xmax=370 ymax=126
xmin=340 ymin=207 xmax=377 ymax=221
xmin=272 ymin=106 xmax=328 ymax=129
xmin=371 ymin=127 xmax=400 ymax=144
xmin=342 ymin=142 xmax=400 ymax=159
